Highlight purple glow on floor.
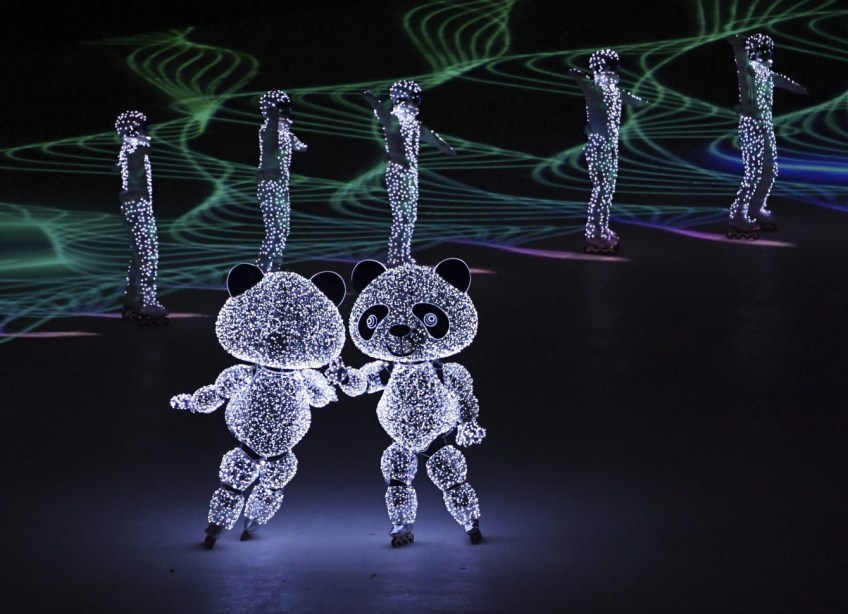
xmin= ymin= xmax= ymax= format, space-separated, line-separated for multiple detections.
xmin=651 ymin=226 xmax=795 ymax=248
xmin=474 ymin=243 xmax=628 ymax=263
xmin=0 ymin=331 xmax=100 ymax=338
xmin=85 ymin=312 xmax=212 ymax=319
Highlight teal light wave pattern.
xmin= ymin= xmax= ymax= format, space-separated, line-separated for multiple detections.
xmin=1 ymin=0 xmax=846 ymax=338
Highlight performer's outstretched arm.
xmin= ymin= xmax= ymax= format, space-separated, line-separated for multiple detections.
xmin=773 ymin=73 xmax=809 ymax=95
xmin=420 ymin=125 xmax=456 ymax=155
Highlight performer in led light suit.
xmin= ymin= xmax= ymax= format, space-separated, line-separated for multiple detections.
xmin=256 ymin=90 xmax=308 ymax=272
xmin=726 ymin=34 xmax=808 ymax=239
xmin=115 ymin=110 xmax=168 ymax=322
xmin=363 ymin=81 xmax=455 ymax=267
xmin=569 ymin=50 xmax=647 ymax=255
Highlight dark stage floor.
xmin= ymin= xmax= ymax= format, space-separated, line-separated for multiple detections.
xmin=3 ymin=200 xmax=847 ymax=612
xmin=2 ymin=1 xmax=847 ymax=612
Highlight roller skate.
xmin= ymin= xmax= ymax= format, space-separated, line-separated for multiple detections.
xmin=136 ymin=301 xmax=169 ymax=327
xmin=204 ymin=522 xmax=223 ymax=550
xmin=726 ymin=218 xmax=759 ymax=240
xmin=755 ymin=210 xmax=777 ymax=232
xmin=585 ymin=235 xmax=619 ymax=255
xmin=121 ymin=294 xmax=141 ymax=320
xmin=465 ymin=519 xmax=483 ymax=545
xmin=390 ymin=524 xmax=414 ymax=548
xmin=240 ymin=518 xmax=261 ymax=542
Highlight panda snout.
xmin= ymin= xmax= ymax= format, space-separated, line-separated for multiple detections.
xmin=389 ymin=324 xmax=412 ymax=338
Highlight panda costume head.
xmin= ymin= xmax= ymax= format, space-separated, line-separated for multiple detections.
xmin=349 ymin=259 xmax=477 ymax=364
xmin=216 ymin=263 xmax=347 ymax=369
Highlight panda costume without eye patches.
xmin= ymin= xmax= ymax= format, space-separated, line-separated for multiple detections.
xmin=328 ymin=258 xmax=486 ymax=546
xmin=171 ymin=263 xmax=347 ymax=549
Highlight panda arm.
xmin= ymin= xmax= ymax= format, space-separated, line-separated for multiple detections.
xmin=170 ymin=364 xmax=253 ymax=414
xmin=362 ymin=360 xmax=392 ymax=393
xmin=300 ymin=369 xmax=338 ymax=408
xmin=443 ymin=363 xmax=486 ymax=447
xmin=343 ymin=360 xmax=391 ymax=395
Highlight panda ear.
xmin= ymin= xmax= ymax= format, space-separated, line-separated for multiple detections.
xmin=311 ymin=271 xmax=346 ymax=306
xmin=435 ymin=258 xmax=471 ymax=292
xmin=351 ymin=259 xmax=387 ymax=292
xmin=226 ymin=263 xmax=264 ymax=297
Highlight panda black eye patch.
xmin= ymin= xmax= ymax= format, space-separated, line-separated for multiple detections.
xmin=358 ymin=304 xmax=389 ymax=340
xmin=412 ymin=303 xmax=449 ymax=339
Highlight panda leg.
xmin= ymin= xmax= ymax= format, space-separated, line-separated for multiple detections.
xmin=426 ymin=445 xmax=482 ymax=543
xmin=241 ymin=450 xmax=298 ymax=540
xmin=204 ymin=448 xmax=260 ymax=548
xmin=381 ymin=442 xmax=418 ymax=546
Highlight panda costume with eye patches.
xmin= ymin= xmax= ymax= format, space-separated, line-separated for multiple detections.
xmin=328 ymin=258 xmax=485 ymax=547
xmin=171 ymin=263 xmax=347 ymax=549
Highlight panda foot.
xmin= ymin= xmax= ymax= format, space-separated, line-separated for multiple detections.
xmin=390 ymin=524 xmax=414 ymax=548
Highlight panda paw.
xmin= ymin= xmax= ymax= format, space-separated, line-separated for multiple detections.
xmin=456 ymin=420 xmax=486 ymax=447
xmin=170 ymin=394 xmax=194 ymax=412
xmin=324 ymin=357 xmax=350 ymax=386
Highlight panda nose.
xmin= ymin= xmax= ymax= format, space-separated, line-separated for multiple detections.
xmin=389 ymin=324 xmax=411 ymax=338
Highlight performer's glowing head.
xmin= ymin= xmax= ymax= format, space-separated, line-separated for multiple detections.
xmin=590 ymin=49 xmax=620 ymax=73
xmin=746 ymin=33 xmax=774 ymax=65
xmin=115 ymin=110 xmax=148 ymax=138
xmin=390 ymin=80 xmax=422 ymax=117
xmin=590 ymin=49 xmax=620 ymax=84
xmin=260 ymin=90 xmax=292 ymax=118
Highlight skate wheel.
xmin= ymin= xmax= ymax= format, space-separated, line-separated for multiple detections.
xmin=391 ymin=532 xmax=414 ymax=547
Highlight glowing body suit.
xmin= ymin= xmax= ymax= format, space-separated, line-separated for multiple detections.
xmin=569 ymin=51 xmax=646 ymax=254
xmin=171 ymin=265 xmax=346 ymax=547
xmin=116 ymin=111 xmax=166 ymax=316
xmin=329 ymin=259 xmax=485 ymax=546
xmin=256 ymin=91 xmax=307 ymax=273
xmin=363 ymin=81 xmax=455 ymax=267
xmin=727 ymin=34 xmax=807 ymax=234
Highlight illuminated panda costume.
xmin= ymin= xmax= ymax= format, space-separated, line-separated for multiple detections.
xmin=329 ymin=258 xmax=485 ymax=546
xmin=171 ymin=263 xmax=346 ymax=548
